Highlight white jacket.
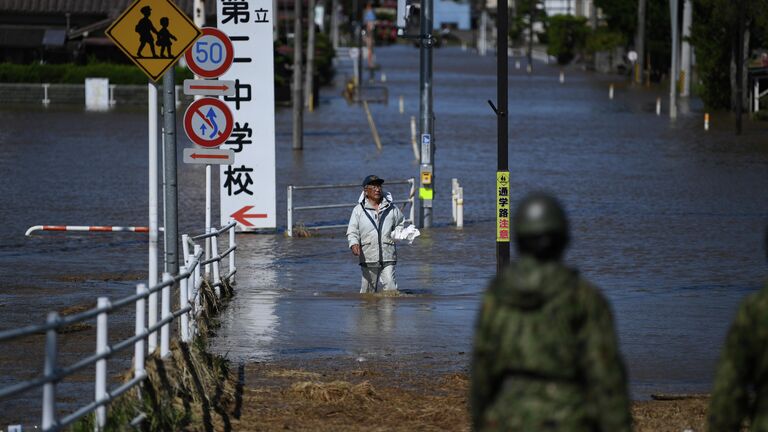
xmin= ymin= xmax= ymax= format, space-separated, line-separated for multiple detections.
xmin=346 ymin=191 xmax=405 ymax=266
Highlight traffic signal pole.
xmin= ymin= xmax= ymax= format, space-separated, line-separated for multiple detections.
xmin=418 ymin=0 xmax=435 ymax=228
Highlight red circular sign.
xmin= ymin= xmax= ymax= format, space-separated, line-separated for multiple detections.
xmin=184 ymin=27 xmax=234 ymax=79
xmin=183 ymin=97 xmax=234 ymax=147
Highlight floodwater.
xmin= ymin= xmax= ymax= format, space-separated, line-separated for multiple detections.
xmin=1 ymin=45 xmax=768 ymax=424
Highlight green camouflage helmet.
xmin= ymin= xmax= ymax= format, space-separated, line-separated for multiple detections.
xmin=513 ymin=192 xmax=568 ymax=238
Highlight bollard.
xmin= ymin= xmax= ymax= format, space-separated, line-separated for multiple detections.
xmin=95 ymin=297 xmax=110 ymax=430
xmin=451 ymin=178 xmax=459 ymax=223
xmin=135 ymin=284 xmax=147 ymax=380
xmin=559 ymin=71 xmax=564 ymax=84
xmin=609 ymin=84 xmax=614 ymax=100
xmin=399 ymin=95 xmax=404 ymax=114
xmin=381 ymin=72 xmax=387 ymax=83
xmin=287 ymin=185 xmax=293 ymax=237
xmin=179 ymin=267 xmax=190 ymax=343
xmin=160 ymin=273 xmax=172 ymax=358
xmin=526 ymin=63 xmax=532 ymax=74
xmin=109 ymin=84 xmax=116 ymax=106
xmin=461 ymin=42 xmax=467 ymax=51
xmin=656 ymin=97 xmax=661 ymax=116
xmin=704 ymin=113 xmax=710 ymax=131
xmin=456 ymin=187 xmax=464 ymax=228
xmin=515 ymin=60 xmax=521 ymax=70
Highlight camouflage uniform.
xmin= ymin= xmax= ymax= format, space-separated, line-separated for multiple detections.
xmin=470 ymin=256 xmax=632 ymax=432
xmin=709 ymin=282 xmax=768 ymax=432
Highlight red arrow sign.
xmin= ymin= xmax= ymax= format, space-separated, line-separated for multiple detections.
xmin=189 ymin=84 xmax=230 ymax=91
xmin=231 ymin=206 xmax=268 ymax=227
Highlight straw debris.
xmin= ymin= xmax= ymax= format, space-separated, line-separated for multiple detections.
xmin=289 ymin=380 xmax=379 ymax=403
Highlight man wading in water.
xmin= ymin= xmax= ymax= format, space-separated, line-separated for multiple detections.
xmin=346 ymin=175 xmax=404 ymax=293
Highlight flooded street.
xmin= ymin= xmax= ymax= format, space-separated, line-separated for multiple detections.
xmin=1 ymin=43 xmax=767 ymax=423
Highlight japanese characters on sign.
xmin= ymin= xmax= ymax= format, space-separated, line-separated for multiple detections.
xmin=496 ymin=171 xmax=510 ymax=243
xmin=217 ymin=0 xmax=276 ymax=230
xmin=106 ymin=0 xmax=201 ymax=81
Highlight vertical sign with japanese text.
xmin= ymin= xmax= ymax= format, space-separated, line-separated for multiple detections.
xmin=217 ymin=0 xmax=276 ymax=230
xmin=496 ymin=171 xmax=510 ymax=242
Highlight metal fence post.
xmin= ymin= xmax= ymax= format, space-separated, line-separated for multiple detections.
xmin=161 ymin=272 xmax=172 ymax=358
xmin=456 ymin=186 xmax=464 ymax=228
xmin=42 ymin=311 xmax=59 ymax=430
xmin=95 ymin=297 xmax=109 ymax=430
xmin=211 ymin=233 xmax=221 ymax=298
xmin=135 ymin=284 xmax=147 ymax=380
xmin=179 ymin=267 xmax=190 ymax=343
xmin=409 ymin=178 xmax=416 ymax=224
xmin=181 ymin=234 xmax=190 ymax=268
xmin=451 ymin=178 xmax=458 ymax=223
xmin=287 ymin=185 xmax=293 ymax=237
xmin=229 ymin=220 xmax=236 ymax=285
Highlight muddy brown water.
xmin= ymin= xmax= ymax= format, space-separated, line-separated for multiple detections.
xmin=1 ymin=45 xmax=767 ymax=426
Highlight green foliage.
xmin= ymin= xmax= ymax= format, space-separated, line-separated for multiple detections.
xmin=510 ymin=0 xmax=548 ymax=46
xmin=586 ymin=28 xmax=625 ymax=54
xmin=546 ymin=15 xmax=590 ymax=64
xmin=0 ymin=62 xmax=192 ymax=84
xmin=691 ymin=0 xmax=768 ymax=110
xmin=594 ymin=0 xmax=636 ymax=39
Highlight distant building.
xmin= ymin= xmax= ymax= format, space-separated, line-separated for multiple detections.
xmin=434 ymin=0 xmax=470 ymax=30
xmin=543 ymin=0 xmax=595 ymax=18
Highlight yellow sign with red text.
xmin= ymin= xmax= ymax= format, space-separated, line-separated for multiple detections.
xmin=106 ymin=0 xmax=201 ymax=81
xmin=496 ymin=171 xmax=510 ymax=242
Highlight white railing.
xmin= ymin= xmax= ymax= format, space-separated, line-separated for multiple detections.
xmin=0 ymin=221 xmax=237 ymax=431
xmin=286 ymin=178 xmax=416 ymax=237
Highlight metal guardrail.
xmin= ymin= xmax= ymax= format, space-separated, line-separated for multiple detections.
xmin=0 ymin=221 xmax=238 ymax=431
xmin=286 ymin=178 xmax=416 ymax=237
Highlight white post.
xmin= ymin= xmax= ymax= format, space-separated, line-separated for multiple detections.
xmin=181 ymin=234 xmax=191 ymax=268
xmin=479 ymin=10 xmax=487 ymax=56
xmin=211 ymin=231 xmax=221 ymax=298
xmin=409 ymin=178 xmax=416 ymax=224
xmin=287 ymin=186 xmax=293 ymax=237
xmin=559 ymin=71 xmax=565 ymax=83
xmin=399 ymin=95 xmax=404 ymax=114
xmin=179 ymin=267 xmax=190 ymax=343
xmin=42 ymin=83 xmax=51 ymax=105
xmin=609 ymin=84 xmax=614 ymax=100
xmin=669 ymin=0 xmax=679 ymax=119
xmin=205 ymin=164 xmax=212 ymax=278
xmin=229 ymin=221 xmax=236 ymax=284
xmin=456 ymin=187 xmax=464 ymax=228
xmin=42 ymin=312 xmax=59 ymax=431
xmin=148 ymin=82 xmax=159 ymax=354
xmin=755 ymin=81 xmax=760 ymax=113
xmin=410 ymin=116 xmax=419 ymax=160
xmin=191 ymin=245 xmax=201 ymax=338
xmin=95 ymin=297 xmax=109 ymax=430
xmin=381 ymin=72 xmax=387 ymax=83
xmin=109 ymin=84 xmax=116 ymax=106
xmin=656 ymin=97 xmax=661 ymax=115
xmin=160 ymin=273 xmax=172 ymax=358
xmin=451 ymin=178 xmax=458 ymax=223
xmin=135 ymin=284 xmax=147 ymax=379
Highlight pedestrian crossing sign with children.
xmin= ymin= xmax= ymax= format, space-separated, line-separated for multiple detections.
xmin=107 ymin=0 xmax=202 ymax=81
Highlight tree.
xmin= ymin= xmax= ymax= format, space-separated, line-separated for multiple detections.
xmin=691 ymin=0 xmax=768 ymax=110
xmin=547 ymin=15 xmax=589 ymax=64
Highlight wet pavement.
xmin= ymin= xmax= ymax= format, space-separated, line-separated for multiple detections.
xmin=1 ymin=43 xmax=768 ymax=425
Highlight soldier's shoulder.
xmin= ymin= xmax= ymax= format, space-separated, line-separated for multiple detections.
xmin=572 ymin=274 xmax=612 ymax=310
xmin=737 ymin=281 xmax=768 ymax=316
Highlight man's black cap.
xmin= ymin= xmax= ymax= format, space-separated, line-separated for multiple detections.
xmin=362 ymin=175 xmax=384 ymax=187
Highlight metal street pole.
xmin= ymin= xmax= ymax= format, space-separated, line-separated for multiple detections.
xmin=162 ymin=69 xmax=179 ymax=276
xmin=305 ymin=0 xmax=317 ymax=111
xmin=497 ymin=0 xmax=509 ymax=273
xmin=635 ymin=0 xmax=646 ymax=84
xmin=527 ymin=0 xmax=534 ymax=73
xmin=147 ymin=82 xmax=159 ymax=353
xmin=735 ymin=0 xmax=745 ymax=135
xmin=669 ymin=0 xmax=679 ymax=119
xmin=418 ymin=0 xmax=435 ymax=228
xmin=680 ymin=0 xmax=692 ymax=97
xmin=292 ymin=0 xmax=304 ymax=150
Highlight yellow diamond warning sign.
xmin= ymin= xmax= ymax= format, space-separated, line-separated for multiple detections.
xmin=106 ymin=0 xmax=201 ymax=81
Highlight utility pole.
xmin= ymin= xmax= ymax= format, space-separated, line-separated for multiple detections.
xmin=305 ymin=0 xmax=317 ymax=111
xmin=634 ymin=0 xmax=646 ymax=84
xmin=735 ymin=0 xmax=745 ymax=135
xmin=669 ymin=0 xmax=679 ymax=119
xmin=680 ymin=0 xmax=692 ymax=97
xmin=497 ymin=0 xmax=509 ymax=273
xmin=331 ymin=0 xmax=339 ymax=49
xmin=418 ymin=0 xmax=435 ymax=227
xmin=292 ymin=0 xmax=304 ymax=150
xmin=527 ymin=0 xmax=534 ymax=73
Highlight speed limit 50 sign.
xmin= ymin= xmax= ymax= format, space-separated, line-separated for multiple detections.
xmin=184 ymin=27 xmax=234 ymax=79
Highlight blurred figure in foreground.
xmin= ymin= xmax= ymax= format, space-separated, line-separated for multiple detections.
xmin=708 ymin=227 xmax=768 ymax=431
xmin=470 ymin=192 xmax=632 ymax=432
